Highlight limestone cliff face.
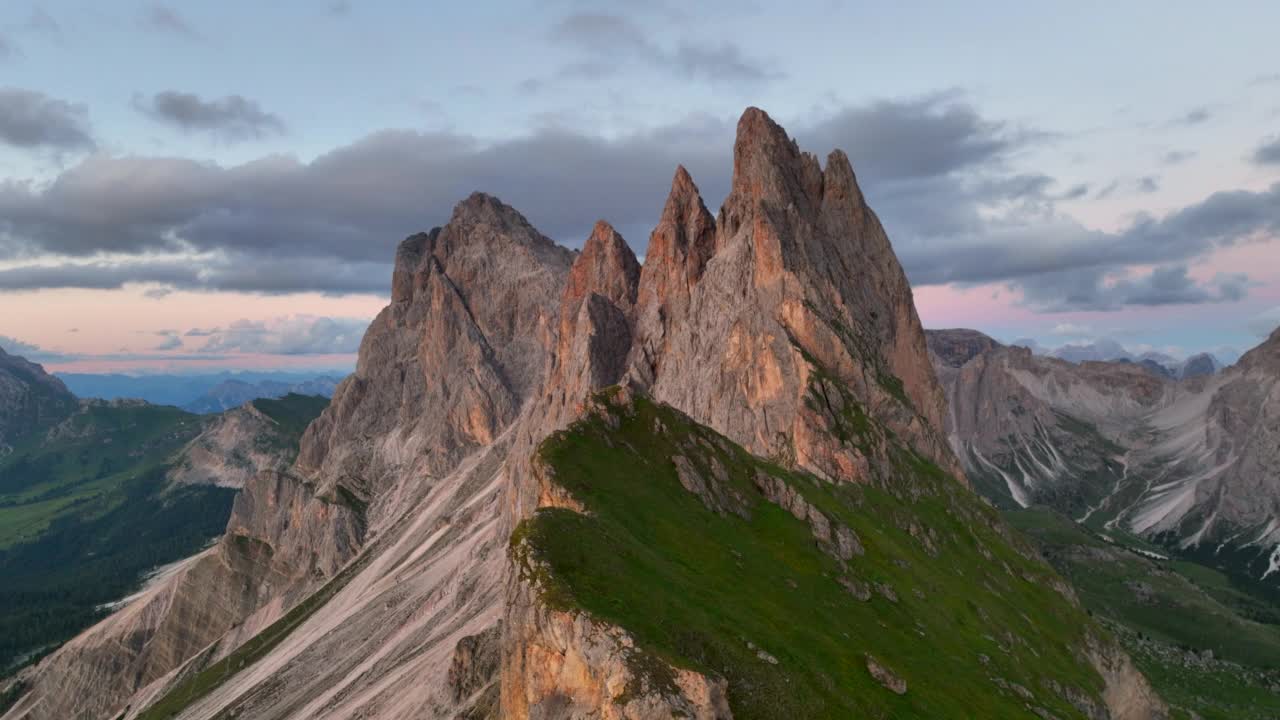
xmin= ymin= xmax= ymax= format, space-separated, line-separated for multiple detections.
xmin=632 ymin=108 xmax=957 ymax=486
xmin=167 ymin=401 xmax=303 ymax=489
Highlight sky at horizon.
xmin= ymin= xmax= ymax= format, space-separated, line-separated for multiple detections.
xmin=1 ymin=1 xmax=1279 ymax=373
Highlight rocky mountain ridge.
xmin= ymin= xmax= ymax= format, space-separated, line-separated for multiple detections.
xmin=0 ymin=347 xmax=77 ymax=450
xmin=4 ymin=109 xmax=1166 ymax=720
xmin=929 ymin=327 xmax=1280 ymax=583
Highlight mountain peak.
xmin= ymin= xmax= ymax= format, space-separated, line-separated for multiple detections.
xmin=728 ymin=106 xmax=822 ymax=214
xmin=925 ymin=329 xmax=1003 ymax=368
xmin=0 ymin=348 xmax=78 ymax=446
xmin=564 ymin=220 xmax=640 ymax=312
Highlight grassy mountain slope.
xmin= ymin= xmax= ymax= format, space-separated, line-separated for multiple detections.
xmin=1007 ymin=507 xmax=1280 ymax=720
xmin=513 ymin=392 xmax=1121 ymax=719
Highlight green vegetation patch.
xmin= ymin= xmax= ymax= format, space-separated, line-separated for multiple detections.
xmin=515 ymin=392 xmax=1109 ymax=719
xmin=250 ymin=393 xmax=329 ymax=446
xmin=1007 ymin=506 xmax=1280 ymax=719
xmin=0 ymin=403 xmax=233 ymax=675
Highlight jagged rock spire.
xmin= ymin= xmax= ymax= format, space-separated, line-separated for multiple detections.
xmin=562 ymin=220 xmax=641 ymax=313
xmin=630 ymin=166 xmax=718 ymax=383
xmin=543 ymin=220 xmax=641 ymax=423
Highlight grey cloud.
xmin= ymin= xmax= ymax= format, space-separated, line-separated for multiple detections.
xmin=1060 ymin=183 xmax=1089 ymax=200
xmin=199 ymin=316 xmax=369 ymax=355
xmin=1 ymin=93 xmax=1273 ymax=313
xmin=546 ymin=11 xmax=774 ymax=86
xmin=1094 ymin=180 xmax=1120 ymax=200
xmin=1162 ymin=150 xmax=1195 ymax=165
xmin=798 ymin=93 xmax=1020 ymax=182
xmin=0 ymin=255 xmax=393 ymax=296
xmin=673 ymin=43 xmax=777 ymax=83
xmin=135 ymin=91 xmax=285 ymax=141
xmin=327 ymin=1 xmax=352 ymax=16
xmin=1253 ymin=136 xmax=1280 ymax=165
xmin=1017 ymin=265 xmax=1251 ymax=313
xmin=1176 ymin=107 xmax=1211 ymax=126
xmin=143 ymin=5 xmax=200 ymax=38
xmin=551 ymin=12 xmax=651 ymax=54
xmin=0 ymin=88 xmax=94 ymax=150
xmin=0 ymin=33 xmax=13 ymax=59
xmin=897 ymin=182 xmax=1280 ymax=288
xmin=185 ymin=328 xmax=218 ymax=337
xmin=27 ymin=8 xmax=61 ymax=35
xmin=1137 ymin=176 xmax=1160 ymax=193
xmin=0 ymin=335 xmax=77 ymax=363
xmin=153 ymin=330 xmax=182 ymax=351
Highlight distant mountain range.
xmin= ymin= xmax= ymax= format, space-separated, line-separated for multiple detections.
xmin=1009 ymin=337 xmax=1227 ymax=379
xmin=929 ymin=327 xmax=1280 ymax=584
xmin=57 ymin=371 xmax=346 ymax=409
xmin=181 ymin=377 xmax=342 ymax=414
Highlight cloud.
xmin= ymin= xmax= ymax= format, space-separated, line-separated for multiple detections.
xmin=551 ymin=12 xmax=651 ymax=54
xmin=1050 ymin=323 xmax=1092 ymax=336
xmin=327 ymin=1 xmax=352 ymax=16
xmin=1059 ymin=183 xmax=1089 ymax=200
xmin=1137 ymin=176 xmax=1160 ymax=193
xmin=198 ymin=316 xmax=370 ymax=355
xmin=1175 ymin=107 xmax=1211 ymax=126
xmin=26 ymin=8 xmax=61 ymax=35
xmin=135 ymin=91 xmax=285 ymax=141
xmin=0 ymin=335 xmax=78 ymax=363
xmin=546 ymin=11 xmax=775 ymax=86
xmin=1253 ymin=136 xmax=1280 ymax=165
xmin=153 ymin=330 xmax=182 ymax=350
xmin=0 ymin=255 xmax=392 ymax=296
xmin=0 ymin=88 xmax=94 ymax=150
xmin=1162 ymin=150 xmax=1195 ymax=165
xmin=0 ymin=93 xmax=1273 ymax=313
xmin=142 ymin=4 xmax=200 ymax=38
xmin=1016 ymin=265 xmax=1251 ymax=313
xmin=673 ymin=43 xmax=778 ymax=83
xmin=185 ymin=327 xmax=217 ymax=337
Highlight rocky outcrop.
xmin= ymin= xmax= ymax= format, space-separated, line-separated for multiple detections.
xmin=168 ymin=401 xmax=308 ymax=488
xmin=543 ymin=220 xmax=641 ymax=425
xmin=503 ymin=575 xmax=733 ymax=720
xmin=1083 ymin=634 xmax=1168 ymax=720
xmin=0 ymin=346 xmax=77 ymax=448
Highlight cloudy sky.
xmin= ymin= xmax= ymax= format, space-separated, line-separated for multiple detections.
xmin=1 ymin=1 xmax=1279 ymax=373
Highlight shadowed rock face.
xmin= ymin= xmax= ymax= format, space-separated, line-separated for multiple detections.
xmin=927 ymin=328 xmax=1004 ymax=368
xmin=6 ymin=110 xmax=1167 ymax=720
xmin=0 ymin=346 xmax=77 ymax=447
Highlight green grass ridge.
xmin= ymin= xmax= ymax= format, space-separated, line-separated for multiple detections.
xmin=514 ymin=390 xmax=1112 ymax=719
